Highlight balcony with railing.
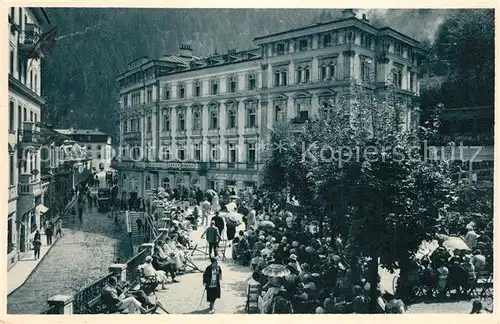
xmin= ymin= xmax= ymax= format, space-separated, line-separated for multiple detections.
xmin=123 ymin=131 xmax=141 ymax=141
xmin=208 ymin=128 xmax=220 ymax=137
xmin=9 ymin=185 xmax=17 ymax=200
xmin=19 ymin=121 xmax=41 ymax=148
xmin=18 ymin=23 xmax=42 ymax=52
xmin=191 ymin=129 xmax=202 ymax=137
xmin=207 ymin=162 xmax=261 ymax=171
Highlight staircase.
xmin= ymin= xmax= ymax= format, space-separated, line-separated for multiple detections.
xmin=125 ymin=211 xmax=161 ymax=252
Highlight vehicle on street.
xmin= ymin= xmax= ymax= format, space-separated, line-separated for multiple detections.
xmin=97 ymin=187 xmax=112 ymax=212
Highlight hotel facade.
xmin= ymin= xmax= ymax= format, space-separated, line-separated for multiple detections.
xmin=113 ymin=10 xmax=426 ymax=200
xmin=7 ymin=7 xmax=52 ymax=268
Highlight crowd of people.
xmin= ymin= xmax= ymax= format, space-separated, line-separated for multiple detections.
xmin=99 ymin=184 xmax=493 ymax=315
xmin=222 ymin=190 xmax=493 ymax=314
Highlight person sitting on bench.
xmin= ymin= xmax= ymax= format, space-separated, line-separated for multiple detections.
xmin=152 ymin=246 xmax=180 ymax=283
xmin=139 ymin=255 xmax=169 ymax=290
xmin=101 ymin=276 xmax=153 ymax=314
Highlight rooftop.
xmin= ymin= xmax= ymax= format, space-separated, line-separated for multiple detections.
xmin=54 ymin=128 xmax=109 ymax=136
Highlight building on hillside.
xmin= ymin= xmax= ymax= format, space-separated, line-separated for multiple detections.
xmin=53 ymin=128 xmax=113 ymax=172
xmin=7 ymin=7 xmax=55 ymax=269
xmin=113 ymin=10 xmax=427 ymax=200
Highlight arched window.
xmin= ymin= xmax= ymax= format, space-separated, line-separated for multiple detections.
xmin=178 ymin=82 xmax=185 ymax=99
xmin=163 ymin=110 xmax=170 ymax=131
xmin=210 ymin=110 xmax=219 ymax=129
xmin=122 ymin=174 xmax=127 ymax=189
xmin=361 ymin=58 xmax=372 ymax=83
xmin=246 ymin=102 xmax=257 ymax=127
xmin=247 ymin=73 xmax=256 ymax=91
xmin=275 ymin=105 xmax=282 ymax=122
xmin=145 ymin=176 xmax=151 ymax=190
xmin=210 ymin=78 xmax=219 ymax=95
xmin=296 ymin=66 xmax=302 ymax=84
xmin=162 ymin=177 xmax=170 ymax=189
xmin=227 ymin=106 xmax=237 ymax=128
xmin=193 ymin=110 xmax=201 ymax=130
xmin=178 ymin=112 xmax=186 ymax=131
xmin=228 ymin=75 xmax=237 ymax=93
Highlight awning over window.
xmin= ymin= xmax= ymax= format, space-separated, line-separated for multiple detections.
xmin=36 ymin=204 xmax=49 ymax=214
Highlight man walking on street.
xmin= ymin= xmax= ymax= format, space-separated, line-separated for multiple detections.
xmin=45 ymin=223 xmax=54 ymax=245
xmin=203 ymin=257 xmax=222 ymax=314
xmin=201 ymin=221 xmax=221 ymax=258
xmin=33 ymin=237 xmax=42 ymax=260
xmin=55 ymin=219 xmax=63 ymax=238
xmin=211 ymin=212 xmax=225 ymax=240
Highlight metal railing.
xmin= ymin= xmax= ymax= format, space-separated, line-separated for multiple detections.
xmin=42 ymin=208 xmax=165 ymax=314
xmin=125 ymin=249 xmax=147 ymax=285
xmin=72 ymin=273 xmax=115 ymax=314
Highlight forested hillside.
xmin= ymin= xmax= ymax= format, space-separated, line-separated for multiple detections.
xmin=41 ymin=8 xmax=452 ymax=137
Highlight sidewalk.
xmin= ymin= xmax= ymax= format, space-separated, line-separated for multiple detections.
xmin=7 ymin=195 xmax=78 ymax=295
xmin=7 ymin=236 xmax=59 ymax=295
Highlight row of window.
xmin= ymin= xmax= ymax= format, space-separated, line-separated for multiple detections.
xmin=164 ymin=74 xmax=258 ymax=100
xmin=9 ymin=152 xmax=38 ymax=186
xmin=129 ymin=143 xmax=257 ymax=165
xmin=9 ymin=101 xmax=38 ymax=131
xmin=123 ymin=74 xmax=258 ymax=108
xmin=9 ymin=49 xmax=39 ymax=93
xmin=271 ymin=29 xmax=375 ymax=56
xmin=124 ymin=105 xmax=259 ymax=134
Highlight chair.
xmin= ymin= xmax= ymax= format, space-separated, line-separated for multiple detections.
xmin=217 ymin=239 xmax=228 ymax=260
xmin=245 ymin=281 xmax=262 ymax=313
xmin=472 ymin=270 xmax=492 ymax=298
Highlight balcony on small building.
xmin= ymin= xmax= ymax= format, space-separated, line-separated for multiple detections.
xmin=19 ymin=121 xmax=40 ymax=149
xmin=191 ymin=129 xmax=202 ymax=137
xmin=123 ymin=131 xmax=141 ymax=141
xmin=9 ymin=185 xmax=17 ymax=201
xmin=208 ymin=129 xmax=220 ymax=137
xmin=244 ymin=126 xmax=259 ymax=135
xmin=18 ymin=174 xmax=34 ymax=193
xmin=18 ymin=23 xmax=42 ymax=54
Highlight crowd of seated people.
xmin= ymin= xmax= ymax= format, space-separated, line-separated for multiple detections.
xmin=99 ymin=201 xmax=200 ymax=314
xmin=229 ymin=195 xmax=493 ymax=314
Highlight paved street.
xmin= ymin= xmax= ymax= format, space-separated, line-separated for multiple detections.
xmin=155 ymin=222 xmax=251 ymax=314
xmin=7 ymin=201 xmax=132 ymax=314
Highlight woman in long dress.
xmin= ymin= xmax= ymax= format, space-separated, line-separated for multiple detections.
xmin=247 ymin=209 xmax=257 ymax=230
xmin=212 ymin=194 xmax=221 ymax=213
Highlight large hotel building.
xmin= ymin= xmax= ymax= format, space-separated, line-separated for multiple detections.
xmin=7 ymin=7 xmax=53 ymax=268
xmin=113 ymin=10 xmax=426 ymax=199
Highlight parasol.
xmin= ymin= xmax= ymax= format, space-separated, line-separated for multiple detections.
xmin=227 ymin=211 xmax=243 ymax=223
xmin=225 ymin=201 xmax=238 ymax=213
xmin=261 ymin=264 xmax=291 ymax=278
xmin=258 ymin=220 xmax=275 ymax=229
xmin=443 ymin=236 xmax=471 ymax=252
xmin=206 ymin=189 xmax=217 ymax=196
xmin=305 ymin=246 xmax=316 ymax=254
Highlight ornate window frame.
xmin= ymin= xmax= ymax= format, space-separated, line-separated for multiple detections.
xmin=228 ymin=74 xmax=237 ymax=93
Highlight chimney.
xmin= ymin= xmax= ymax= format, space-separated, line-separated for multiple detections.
xmin=341 ymin=9 xmax=356 ymax=19
xmin=362 ymin=14 xmax=369 ymax=22
xmin=179 ymin=43 xmax=193 ymax=58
